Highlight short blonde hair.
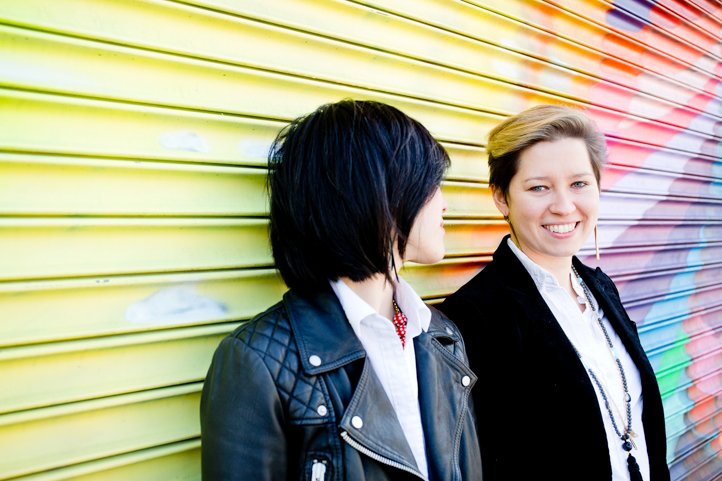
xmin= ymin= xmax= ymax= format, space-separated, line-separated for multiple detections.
xmin=487 ymin=104 xmax=607 ymax=199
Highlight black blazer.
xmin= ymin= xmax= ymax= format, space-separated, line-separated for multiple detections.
xmin=439 ymin=236 xmax=670 ymax=481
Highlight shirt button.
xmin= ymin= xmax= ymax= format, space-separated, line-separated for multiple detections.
xmin=309 ymin=355 xmax=322 ymax=367
xmin=317 ymin=405 xmax=328 ymax=416
xmin=351 ymin=416 xmax=363 ymax=429
xmin=461 ymin=375 xmax=471 ymax=387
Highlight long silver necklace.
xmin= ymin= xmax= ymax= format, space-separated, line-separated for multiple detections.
xmin=571 ymin=266 xmax=643 ymax=481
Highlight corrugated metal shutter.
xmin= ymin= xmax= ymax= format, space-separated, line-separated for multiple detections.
xmin=1 ymin=1 xmax=719 ymax=479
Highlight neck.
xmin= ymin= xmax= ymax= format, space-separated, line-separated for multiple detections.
xmin=510 ymin=236 xmax=575 ymax=293
xmin=340 ymin=273 xmax=396 ymax=320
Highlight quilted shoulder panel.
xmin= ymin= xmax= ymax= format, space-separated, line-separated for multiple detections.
xmin=235 ymin=306 xmax=331 ymax=424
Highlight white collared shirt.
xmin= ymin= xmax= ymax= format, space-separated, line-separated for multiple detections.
xmin=330 ymin=277 xmax=430 ymax=479
xmin=508 ymin=239 xmax=650 ymax=481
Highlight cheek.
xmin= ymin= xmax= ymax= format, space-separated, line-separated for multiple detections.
xmin=584 ymin=193 xmax=601 ymax=217
xmin=509 ymin=201 xmax=541 ymax=225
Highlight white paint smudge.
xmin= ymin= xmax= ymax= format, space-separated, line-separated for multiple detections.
xmin=160 ymin=130 xmax=209 ymax=153
xmin=238 ymin=139 xmax=271 ymax=160
xmin=126 ymin=285 xmax=227 ymax=324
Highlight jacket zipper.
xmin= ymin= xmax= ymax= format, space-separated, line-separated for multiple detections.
xmin=311 ymin=459 xmax=326 ymax=481
xmin=340 ymin=431 xmax=427 ymax=480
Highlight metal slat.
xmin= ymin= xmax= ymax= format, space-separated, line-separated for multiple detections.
xmin=0 ymin=385 xmax=201 ymax=480
xmin=469 ymin=0 xmax=720 ymax=95
xmin=10 ymin=0 xmax=722 ymax=129
xmin=0 ymin=89 xmax=283 ymax=165
xmin=0 ymin=326 xmax=228 ymax=414
xmin=0 ymin=256 xmax=491 ymax=349
xmin=610 ymin=263 xmax=722 ymax=303
xmin=605 ymin=138 xmax=720 ymax=179
xmin=0 ymin=155 xmax=267 ymax=216
xmin=543 ymin=0 xmax=722 ymax=80
xmin=603 ymin=165 xmax=720 ymax=200
xmin=594 ymin=222 xmax=722 ymax=249
xmin=12 ymin=441 xmax=199 ymax=481
xmin=0 ymin=87 xmax=501 ymax=153
xmin=355 ymin=0 xmax=722 ymax=124
xmin=595 ymin=245 xmax=722 ymax=276
xmin=591 ymin=0 xmax=722 ymax=56
xmin=0 ymin=269 xmax=285 ymax=347
xmin=0 ymin=219 xmax=273 ymax=281
xmin=656 ymin=0 xmax=722 ymax=38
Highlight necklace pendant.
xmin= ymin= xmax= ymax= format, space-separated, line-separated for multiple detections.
xmin=621 ymin=432 xmax=637 ymax=451
xmin=621 ymin=436 xmax=633 ymax=452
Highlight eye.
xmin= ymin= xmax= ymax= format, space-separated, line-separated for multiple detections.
xmin=529 ymin=185 xmax=548 ymax=192
xmin=571 ymin=181 xmax=589 ymax=189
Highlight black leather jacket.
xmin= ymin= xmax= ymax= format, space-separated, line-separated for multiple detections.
xmin=201 ymin=287 xmax=482 ymax=481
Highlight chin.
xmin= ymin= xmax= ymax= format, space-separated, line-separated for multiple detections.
xmin=417 ymin=251 xmax=445 ymax=265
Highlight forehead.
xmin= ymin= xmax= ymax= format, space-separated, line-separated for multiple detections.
xmin=515 ymin=138 xmax=593 ymax=177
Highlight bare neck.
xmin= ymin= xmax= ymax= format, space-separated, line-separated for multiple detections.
xmin=339 ymin=274 xmax=396 ymax=320
xmin=510 ymin=236 xmax=575 ymax=298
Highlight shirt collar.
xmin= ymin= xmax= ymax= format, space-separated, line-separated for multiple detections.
xmin=330 ymin=276 xmax=431 ymax=334
xmin=506 ymin=237 xmax=560 ymax=291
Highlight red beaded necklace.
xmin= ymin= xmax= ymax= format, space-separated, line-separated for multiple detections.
xmin=391 ymin=299 xmax=408 ymax=348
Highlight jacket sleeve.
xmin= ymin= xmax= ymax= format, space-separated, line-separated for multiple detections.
xmin=200 ymin=335 xmax=287 ymax=481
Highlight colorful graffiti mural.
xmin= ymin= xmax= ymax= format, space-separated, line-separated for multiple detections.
xmin=595 ymin=2 xmax=722 ymax=479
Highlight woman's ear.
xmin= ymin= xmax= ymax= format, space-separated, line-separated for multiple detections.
xmin=492 ymin=186 xmax=509 ymax=217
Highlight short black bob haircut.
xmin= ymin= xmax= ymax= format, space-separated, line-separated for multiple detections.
xmin=268 ymin=99 xmax=450 ymax=293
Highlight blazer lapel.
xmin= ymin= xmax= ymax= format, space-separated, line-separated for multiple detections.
xmin=574 ymin=263 xmax=657 ymax=386
xmin=493 ymin=240 xmax=606 ymax=396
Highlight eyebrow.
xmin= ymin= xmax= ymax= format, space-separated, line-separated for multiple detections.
xmin=522 ymin=172 xmax=594 ymax=182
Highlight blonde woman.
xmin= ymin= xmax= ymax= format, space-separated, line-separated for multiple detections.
xmin=440 ymin=105 xmax=669 ymax=481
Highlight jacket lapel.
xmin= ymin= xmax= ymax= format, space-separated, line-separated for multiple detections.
xmin=573 ymin=263 xmax=657 ymax=386
xmin=285 ymin=287 xmax=423 ymax=476
xmin=338 ymin=360 xmax=421 ymax=476
xmin=415 ymin=314 xmax=477 ymax=481
xmin=286 ymin=287 xmax=478 ymax=479
xmin=493 ymin=239 xmax=606 ymax=396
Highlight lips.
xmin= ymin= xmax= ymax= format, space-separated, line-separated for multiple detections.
xmin=543 ymin=222 xmax=578 ymax=234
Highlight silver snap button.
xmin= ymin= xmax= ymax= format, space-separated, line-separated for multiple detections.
xmin=445 ymin=327 xmax=453 ymax=336
xmin=351 ymin=415 xmax=363 ymax=429
xmin=317 ymin=405 xmax=328 ymax=416
xmin=309 ymin=355 xmax=321 ymax=367
xmin=461 ymin=375 xmax=471 ymax=387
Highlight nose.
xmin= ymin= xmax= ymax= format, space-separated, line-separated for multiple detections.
xmin=549 ymin=190 xmax=575 ymax=215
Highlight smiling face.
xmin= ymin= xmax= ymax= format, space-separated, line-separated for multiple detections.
xmin=404 ymin=186 xmax=447 ymax=264
xmin=493 ymin=137 xmax=600 ymax=270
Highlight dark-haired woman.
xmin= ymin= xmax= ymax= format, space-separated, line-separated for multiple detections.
xmin=439 ymin=105 xmax=669 ymax=481
xmin=201 ymin=100 xmax=482 ymax=481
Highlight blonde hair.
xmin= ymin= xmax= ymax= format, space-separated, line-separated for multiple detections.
xmin=487 ymin=104 xmax=607 ymax=199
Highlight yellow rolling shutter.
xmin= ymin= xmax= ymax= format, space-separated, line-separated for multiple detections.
xmin=1 ymin=1 xmax=720 ymax=479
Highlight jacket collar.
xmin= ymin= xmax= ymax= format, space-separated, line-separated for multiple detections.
xmin=284 ymin=286 xmax=366 ymax=376
xmin=285 ymin=287 xmax=475 ymax=479
xmin=285 ymin=286 xmax=464 ymax=376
